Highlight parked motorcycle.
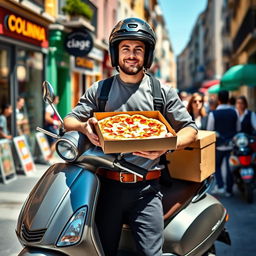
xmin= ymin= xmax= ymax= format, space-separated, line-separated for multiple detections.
xmin=229 ymin=132 xmax=256 ymax=203
xmin=16 ymin=81 xmax=231 ymax=256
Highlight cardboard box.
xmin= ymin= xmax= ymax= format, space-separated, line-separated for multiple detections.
xmin=166 ymin=130 xmax=216 ymax=182
xmin=94 ymin=111 xmax=177 ymax=154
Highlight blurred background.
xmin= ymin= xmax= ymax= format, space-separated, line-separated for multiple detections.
xmin=0 ymin=1 xmax=256 ymax=255
xmin=0 ymin=0 xmax=255 ymax=145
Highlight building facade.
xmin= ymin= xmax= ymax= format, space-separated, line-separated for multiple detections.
xmin=0 ymin=0 xmax=54 ymax=140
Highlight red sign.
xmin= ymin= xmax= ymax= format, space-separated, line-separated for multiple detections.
xmin=0 ymin=7 xmax=48 ymax=48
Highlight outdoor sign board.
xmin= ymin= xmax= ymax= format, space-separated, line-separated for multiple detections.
xmin=13 ymin=136 xmax=36 ymax=175
xmin=35 ymin=132 xmax=51 ymax=161
xmin=65 ymin=29 xmax=93 ymax=56
xmin=0 ymin=7 xmax=48 ymax=48
xmin=0 ymin=139 xmax=16 ymax=184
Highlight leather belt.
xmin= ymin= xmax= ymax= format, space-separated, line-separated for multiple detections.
xmin=97 ymin=168 xmax=161 ymax=183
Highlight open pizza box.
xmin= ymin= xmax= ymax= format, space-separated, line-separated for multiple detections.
xmin=166 ymin=130 xmax=216 ymax=182
xmin=94 ymin=111 xmax=177 ymax=154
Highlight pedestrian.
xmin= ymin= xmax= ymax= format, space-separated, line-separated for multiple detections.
xmin=207 ymin=90 xmax=240 ymax=197
xmin=235 ymin=95 xmax=256 ymax=135
xmin=178 ymin=91 xmax=189 ymax=107
xmin=16 ymin=96 xmax=30 ymax=135
xmin=187 ymin=92 xmax=208 ymax=129
xmin=0 ymin=104 xmax=13 ymax=140
xmin=44 ymin=95 xmax=60 ymax=159
xmin=63 ymin=18 xmax=197 ymax=256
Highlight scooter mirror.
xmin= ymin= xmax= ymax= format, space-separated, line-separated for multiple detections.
xmin=42 ymin=81 xmax=55 ymax=104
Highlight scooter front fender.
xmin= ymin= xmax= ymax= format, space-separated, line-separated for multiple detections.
xmin=18 ymin=247 xmax=66 ymax=256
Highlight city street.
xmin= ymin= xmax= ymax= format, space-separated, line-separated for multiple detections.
xmin=0 ymin=163 xmax=256 ymax=256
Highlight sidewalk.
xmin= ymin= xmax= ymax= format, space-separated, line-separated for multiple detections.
xmin=0 ymin=157 xmax=62 ymax=256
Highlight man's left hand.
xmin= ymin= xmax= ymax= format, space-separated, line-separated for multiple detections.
xmin=133 ymin=150 xmax=166 ymax=160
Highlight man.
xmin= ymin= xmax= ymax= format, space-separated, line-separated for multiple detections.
xmin=0 ymin=104 xmax=13 ymax=139
xmin=64 ymin=18 xmax=197 ymax=256
xmin=16 ymin=96 xmax=30 ymax=135
xmin=44 ymin=95 xmax=61 ymax=159
xmin=207 ymin=90 xmax=240 ymax=197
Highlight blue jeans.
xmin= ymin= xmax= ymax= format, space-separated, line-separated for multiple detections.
xmin=215 ymin=149 xmax=233 ymax=193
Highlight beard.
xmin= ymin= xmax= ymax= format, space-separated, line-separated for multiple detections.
xmin=119 ymin=60 xmax=144 ymax=75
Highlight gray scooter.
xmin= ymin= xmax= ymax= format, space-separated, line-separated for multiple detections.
xmin=16 ymin=81 xmax=231 ymax=256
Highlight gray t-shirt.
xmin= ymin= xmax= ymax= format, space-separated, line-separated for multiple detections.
xmin=66 ymin=74 xmax=197 ymax=170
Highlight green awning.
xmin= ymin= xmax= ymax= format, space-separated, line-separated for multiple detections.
xmin=221 ymin=64 xmax=256 ymax=90
xmin=208 ymin=84 xmax=220 ymax=94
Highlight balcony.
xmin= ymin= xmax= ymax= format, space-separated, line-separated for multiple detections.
xmin=233 ymin=8 xmax=256 ymax=53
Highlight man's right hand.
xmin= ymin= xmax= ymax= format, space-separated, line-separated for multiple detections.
xmin=83 ymin=117 xmax=101 ymax=147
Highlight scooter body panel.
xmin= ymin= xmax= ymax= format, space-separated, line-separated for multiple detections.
xmin=119 ymin=193 xmax=227 ymax=256
xmin=163 ymin=193 xmax=226 ymax=255
xmin=16 ymin=163 xmax=103 ymax=256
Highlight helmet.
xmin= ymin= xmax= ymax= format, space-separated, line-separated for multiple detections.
xmin=109 ymin=17 xmax=156 ymax=69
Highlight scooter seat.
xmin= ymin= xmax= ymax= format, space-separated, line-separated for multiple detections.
xmin=161 ymin=179 xmax=202 ymax=220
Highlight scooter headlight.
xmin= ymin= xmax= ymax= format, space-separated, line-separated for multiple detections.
xmin=57 ymin=206 xmax=87 ymax=247
xmin=56 ymin=139 xmax=78 ymax=162
xmin=235 ymin=135 xmax=248 ymax=148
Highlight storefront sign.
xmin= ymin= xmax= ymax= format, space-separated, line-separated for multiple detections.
xmin=35 ymin=132 xmax=51 ymax=161
xmin=0 ymin=139 xmax=16 ymax=184
xmin=75 ymin=57 xmax=94 ymax=70
xmin=13 ymin=136 xmax=36 ymax=175
xmin=65 ymin=29 xmax=93 ymax=56
xmin=0 ymin=7 xmax=48 ymax=48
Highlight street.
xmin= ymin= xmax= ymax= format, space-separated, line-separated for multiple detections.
xmin=0 ymin=164 xmax=256 ymax=256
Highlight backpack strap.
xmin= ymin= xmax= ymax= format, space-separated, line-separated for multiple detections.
xmin=98 ymin=76 xmax=115 ymax=112
xmin=146 ymin=73 xmax=164 ymax=112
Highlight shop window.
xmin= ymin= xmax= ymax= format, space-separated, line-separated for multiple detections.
xmin=16 ymin=49 xmax=44 ymax=136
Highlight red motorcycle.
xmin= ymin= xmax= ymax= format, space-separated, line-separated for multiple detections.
xmin=229 ymin=133 xmax=256 ymax=203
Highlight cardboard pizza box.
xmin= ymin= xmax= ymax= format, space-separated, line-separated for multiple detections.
xmin=94 ymin=111 xmax=177 ymax=154
xmin=166 ymin=130 xmax=216 ymax=182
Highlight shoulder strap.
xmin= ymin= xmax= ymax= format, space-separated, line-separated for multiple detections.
xmin=98 ymin=76 xmax=115 ymax=112
xmin=146 ymin=73 xmax=164 ymax=113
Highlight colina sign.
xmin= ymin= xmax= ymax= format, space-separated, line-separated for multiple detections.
xmin=65 ymin=30 xmax=93 ymax=57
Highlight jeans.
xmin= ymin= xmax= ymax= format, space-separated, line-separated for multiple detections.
xmin=215 ymin=149 xmax=233 ymax=193
xmin=95 ymin=177 xmax=164 ymax=256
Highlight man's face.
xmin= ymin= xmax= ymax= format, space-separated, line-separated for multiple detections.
xmin=118 ymin=40 xmax=145 ymax=75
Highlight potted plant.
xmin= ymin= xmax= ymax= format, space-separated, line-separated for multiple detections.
xmin=62 ymin=0 xmax=93 ymax=21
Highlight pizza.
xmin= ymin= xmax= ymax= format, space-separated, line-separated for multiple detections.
xmin=97 ymin=113 xmax=168 ymax=140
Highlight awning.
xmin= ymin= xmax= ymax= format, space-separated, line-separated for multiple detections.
xmin=208 ymin=83 xmax=238 ymax=94
xmin=202 ymin=79 xmax=220 ymax=88
xmin=208 ymin=84 xmax=220 ymax=94
xmin=221 ymin=64 xmax=256 ymax=90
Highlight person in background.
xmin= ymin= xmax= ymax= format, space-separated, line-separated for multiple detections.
xmin=235 ymin=95 xmax=256 ymax=135
xmin=16 ymin=96 xmax=30 ymax=135
xmin=44 ymin=95 xmax=61 ymax=159
xmin=228 ymin=96 xmax=236 ymax=109
xmin=0 ymin=104 xmax=13 ymax=139
xmin=207 ymin=90 xmax=240 ymax=197
xmin=187 ymin=92 xmax=208 ymax=130
xmin=178 ymin=91 xmax=189 ymax=107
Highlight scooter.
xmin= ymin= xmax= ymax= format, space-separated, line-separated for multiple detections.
xmin=16 ymin=81 xmax=231 ymax=256
xmin=229 ymin=132 xmax=256 ymax=203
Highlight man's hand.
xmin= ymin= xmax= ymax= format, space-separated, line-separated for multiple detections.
xmin=133 ymin=150 xmax=167 ymax=160
xmin=132 ymin=133 xmax=173 ymax=160
xmin=83 ymin=117 xmax=101 ymax=147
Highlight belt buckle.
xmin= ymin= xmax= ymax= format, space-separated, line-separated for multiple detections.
xmin=119 ymin=171 xmax=137 ymax=183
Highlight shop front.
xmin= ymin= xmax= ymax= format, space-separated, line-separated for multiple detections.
xmin=0 ymin=4 xmax=51 ymax=141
